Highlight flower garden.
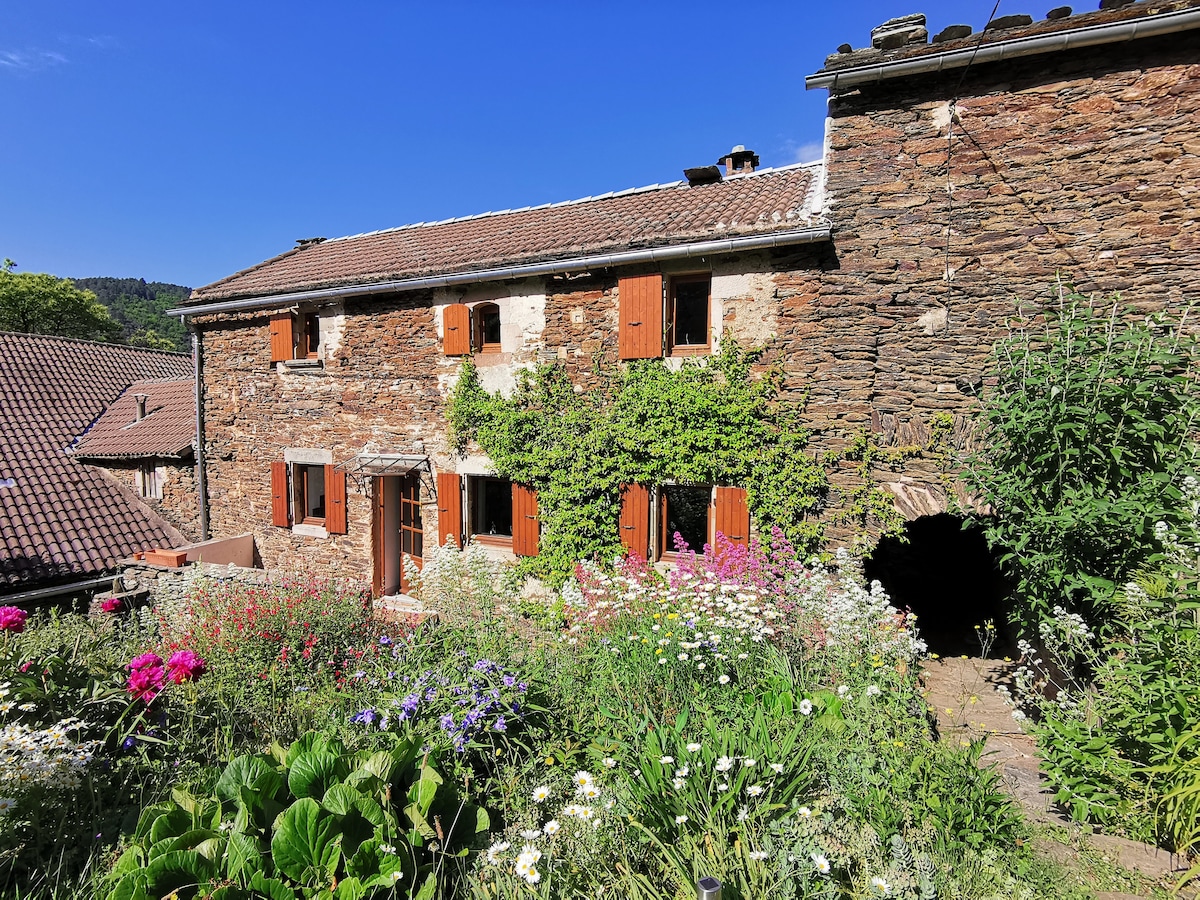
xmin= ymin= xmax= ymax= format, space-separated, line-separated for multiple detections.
xmin=3 ymin=530 xmax=1137 ymax=900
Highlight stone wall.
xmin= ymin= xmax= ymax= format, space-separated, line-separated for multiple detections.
xmin=197 ymin=258 xmax=807 ymax=582
xmin=798 ymin=32 xmax=1200 ymax=515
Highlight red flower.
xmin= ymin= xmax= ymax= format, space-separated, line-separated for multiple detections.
xmin=101 ymin=597 xmax=122 ymax=613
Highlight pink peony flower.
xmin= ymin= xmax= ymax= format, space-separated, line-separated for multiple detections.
xmin=0 ymin=606 xmax=28 ymax=633
xmin=127 ymin=652 xmax=165 ymax=702
xmin=101 ymin=597 xmax=122 ymax=613
xmin=166 ymin=650 xmax=206 ymax=685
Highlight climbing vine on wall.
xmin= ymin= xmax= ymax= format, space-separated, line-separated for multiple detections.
xmin=447 ymin=341 xmax=828 ymax=584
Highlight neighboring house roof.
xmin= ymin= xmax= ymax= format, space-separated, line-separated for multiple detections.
xmin=0 ymin=333 xmax=191 ymax=591
xmin=70 ymin=378 xmax=195 ymax=461
xmin=188 ymin=163 xmax=824 ymax=302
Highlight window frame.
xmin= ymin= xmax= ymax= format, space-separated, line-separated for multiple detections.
xmin=667 ymin=274 xmax=712 ymax=357
xmin=294 ymin=463 xmax=327 ymax=526
xmin=472 ymin=302 xmax=503 ymax=354
xmin=655 ymin=483 xmax=714 ymax=560
xmin=301 ymin=311 xmax=321 ymax=359
xmin=137 ymin=464 xmax=163 ymax=500
xmin=467 ymin=475 xmax=514 ymax=546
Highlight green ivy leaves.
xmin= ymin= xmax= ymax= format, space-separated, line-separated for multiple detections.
xmin=448 ymin=341 xmax=828 ymax=584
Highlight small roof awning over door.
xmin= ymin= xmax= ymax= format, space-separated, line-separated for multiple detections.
xmin=336 ymin=453 xmax=429 ymax=478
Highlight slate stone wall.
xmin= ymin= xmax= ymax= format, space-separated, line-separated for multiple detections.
xmin=800 ymin=33 xmax=1200 ymax=516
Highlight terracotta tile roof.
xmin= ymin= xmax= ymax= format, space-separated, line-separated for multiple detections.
xmin=70 ymin=378 xmax=195 ymax=460
xmin=190 ymin=163 xmax=824 ymax=302
xmin=0 ymin=333 xmax=192 ymax=591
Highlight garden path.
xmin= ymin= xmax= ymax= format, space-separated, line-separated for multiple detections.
xmin=921 ymin=656 xmax=1193 ymax=898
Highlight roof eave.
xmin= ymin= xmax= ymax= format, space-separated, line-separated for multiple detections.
xmin=169 ymin=225 xmax=832 ymax=319
xmin=805 ymin=5 xmax=1200 ymax=91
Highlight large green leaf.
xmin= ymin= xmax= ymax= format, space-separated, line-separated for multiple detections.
xmin=144 ymin=849 xmax=216 ymax=896
xmin=249 ymin=871 xmax=298 ymax=900
xmin=104 ymin=872 xmax=149 ymax=900
xmin=217 ymin=754 xmax=285 ymax=806
xmin=288 ymin=751 xmax=343 ymax=801
xmin=225 ymin=831 xmax=266 ymax=882
xmin=270 ymin=797 xmax=342 ymax=887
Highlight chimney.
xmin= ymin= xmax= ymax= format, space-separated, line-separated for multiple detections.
xmin=718 ymin=145 xmax=759 ymax=176
xmin=135 ymin=394 xmax=148 ymax=421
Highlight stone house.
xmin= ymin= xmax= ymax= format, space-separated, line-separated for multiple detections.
xmin=173 ymin=0 xmax=1198 ymax=625
xmin=0 ymin=333 xmax=192 ymax=599
xmin=69 ymin=377 xmax=202 ymax=543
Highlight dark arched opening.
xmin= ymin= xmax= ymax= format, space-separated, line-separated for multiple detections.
xmin=863 ymin=513 xmax=1014 ymax=658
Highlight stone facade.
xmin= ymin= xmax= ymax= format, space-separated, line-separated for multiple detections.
xmin=193 ymin=18 xmax=1199 ymax=584
xmin=94 ymin=460 xmax=202 ymax=543
xmin=797 ymin=29 xmax=1199 ymax=515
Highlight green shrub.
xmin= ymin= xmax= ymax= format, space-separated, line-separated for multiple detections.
xmin=105 ymin=731 xmax=489 ymax=900
xmin=966 ymin=285 xmax=1198 ymax=633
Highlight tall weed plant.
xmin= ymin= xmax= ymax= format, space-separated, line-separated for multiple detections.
xmin=966 ymin=283 xmax=1198 ymax=634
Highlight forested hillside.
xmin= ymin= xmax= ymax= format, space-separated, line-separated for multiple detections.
xmin=71 ymin=277 xmax=191 ymax=352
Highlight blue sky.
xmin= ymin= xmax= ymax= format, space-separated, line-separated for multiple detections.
xmin=4 ymin=1 xmax=985 ymax=288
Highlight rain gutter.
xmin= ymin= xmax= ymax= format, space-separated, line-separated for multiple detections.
xmin=805 ymin=6 xmax=1200 ymax=91
xmin=166 ymin=226 xmax=832 ymax=318
xmin=2 ymin=575 xmax=116 ymax=605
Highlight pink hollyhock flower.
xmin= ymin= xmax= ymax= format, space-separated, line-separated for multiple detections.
xmin=166 ymin=650 xmax=206 ymax=685
xmin=0 ymin=606 xmax=28 ymax=633
xmin=101 ymin=597 xmax=122 ymax=613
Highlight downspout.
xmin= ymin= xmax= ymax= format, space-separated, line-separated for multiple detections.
xmin=190 ymin=322 xmax=211 ymax=540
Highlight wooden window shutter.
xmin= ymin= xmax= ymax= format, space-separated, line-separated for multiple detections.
xmin=443 ymin=303 xmax=471 ymax=356
xmin=618 ymin=274 xmax=664 ymax=360
xmin=269 ymin=313 xmax=294 ymax=363
xmin=270 ymin=461 xmax=290 ymax=527
xmin=714 ymin=486 xmax=750 ymax=547
xmin=436 ymin=472 xmax=463 ymax=548
xmin=618 ymin=483 xmax=650 ymax=559
xmin=512 ymin=483 xmax=539 ymax=557
xmin=325 ymin=465 xmax=347 ymax=534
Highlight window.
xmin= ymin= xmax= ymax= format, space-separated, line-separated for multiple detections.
xmin=463 ymin=475 xmax=539 ymax=556
xmin=473 ymin=303 xmax=502 ymax=353
xmin=137 ymin=464 xmax=163 ymax=500
xmin=469 ymin=476 xmax=513 ymax=539
xmin=301 ymin=312 xmax=321 ymax=358
xmin=270 ymin=460 xmax=347 ymax=534
xmin=668 ymin=275 xmax=711 ymax=355
xmin=443 ymin=302 xmax=503 ymax=356
xmin=659 ymin=484 xmax=712 ymax=557
xmin=618 ymin=483 xmax=749 ymax=561
xmin=618 ymin=273 xmax=712 ymax=360
xmin=269 ymin=311 xmax=322 ymax=363
xmin=295 ymin=464 xmax=326 ymax=525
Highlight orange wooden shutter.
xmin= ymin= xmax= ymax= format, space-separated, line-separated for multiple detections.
xmin=269 ymin=313 xmax=294 ymax=363
xmin=619 ymin=483 xmax=650 ymax=559
xmin=325 ymin=465 xmax=347 ymax=534
xmin=714 ymin=486 xmax=750 ymax=547
xmin=270 ymin=461 xmax=290 ymax=526
xmin=437 ymin=472 xmax=463 ymax=548
xmin=512 ymin=483 xmax=539 ymax=557
xmin=443 ymin=303 xmax=471 ymax=356
xmin=618 ymin=274 xmax=664 ymax=360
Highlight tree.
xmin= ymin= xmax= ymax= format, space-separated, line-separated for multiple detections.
xmin=0 ymin=259 xmax=122 ymax=342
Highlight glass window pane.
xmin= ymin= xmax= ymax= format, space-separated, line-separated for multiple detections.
xmin=472 ymin=477 xmax=513 ymax=537
xmin=663 ymin=485 xmax=709 ymax=552
xmin=673 ymin=280 xmax=709 ymax=347
xmin=481 ymin=307 xmax=501 ymax=346
xmin=305 ymin=465 xmax=325 ymax=519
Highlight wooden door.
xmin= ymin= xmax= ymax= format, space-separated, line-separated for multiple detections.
xmin=398 ymin=474 xmax=423 ymax=593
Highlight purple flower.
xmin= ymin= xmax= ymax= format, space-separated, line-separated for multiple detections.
xmin=351 ymin=708 xmax=378 ymax=725
xmin=379 ymin=635 xmax=393 ymax=646
xmin=493 ymin=716 xmax=507 ymax=732
xmin=439 ymin=713 xmax=455 ymax=732
xmin=502 ymin=674 xmax=516 ymax=687
xmin=401 ymin=693 xmax=420 ymax=714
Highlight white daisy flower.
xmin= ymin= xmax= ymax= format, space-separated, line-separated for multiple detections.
xmin=799 ymin=699 xmax=813 ymax=716
xmin=675 ymin=814 xmax=688 ymax=824
xmin=686 ymin=742 xmax=702 ymax=753
xmin=812 ymin=853 xmax=831 ymax=874
xmin=532 ymin=785 xmax=551 ymax=803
